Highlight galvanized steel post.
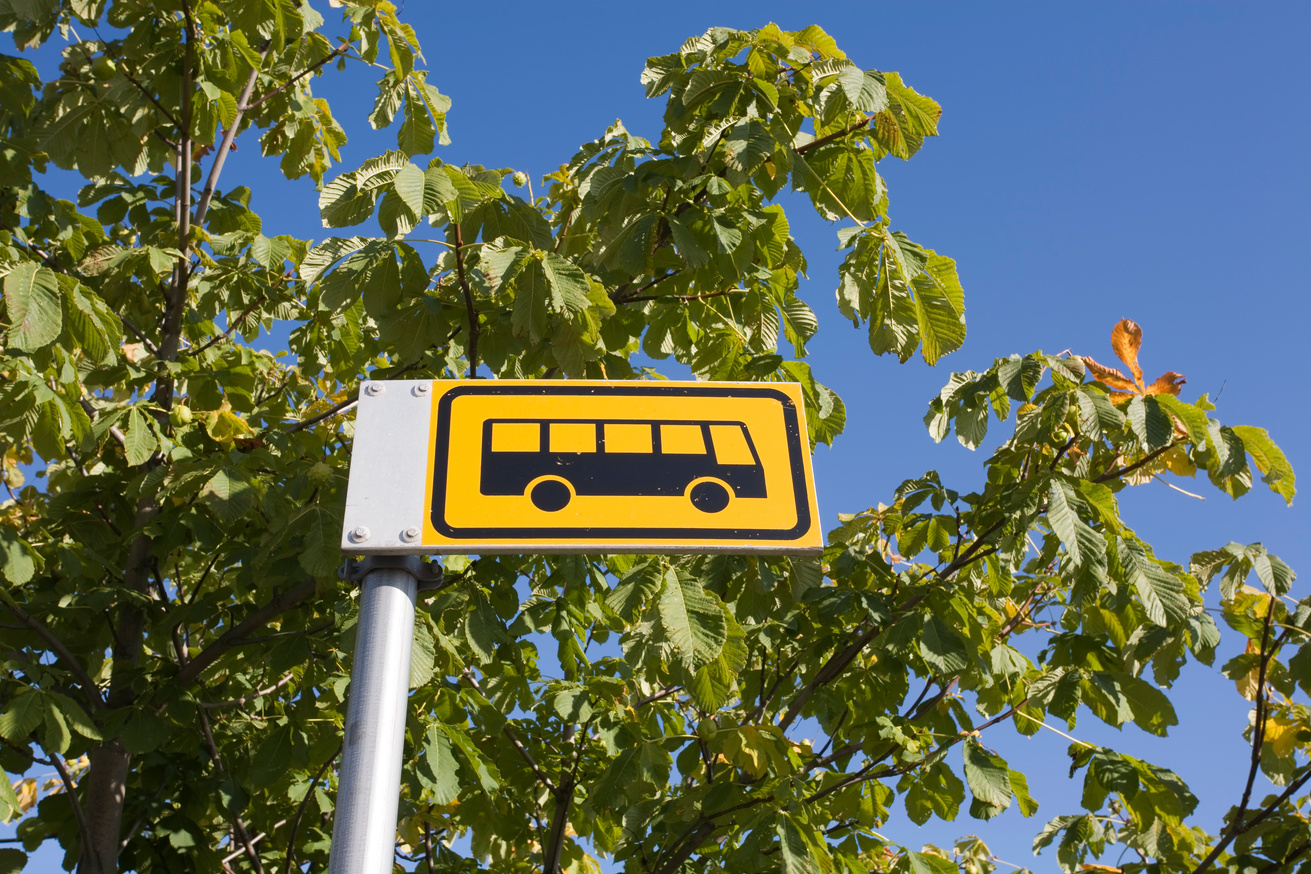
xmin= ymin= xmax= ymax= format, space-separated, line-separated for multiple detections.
xmin=327 ymin=561 xmax=425 ymax=874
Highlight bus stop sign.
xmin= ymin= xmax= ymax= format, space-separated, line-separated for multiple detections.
xmin=341 ymin=380 xmax=822 ymax=555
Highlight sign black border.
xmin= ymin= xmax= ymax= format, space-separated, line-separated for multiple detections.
xmin=430 ymin=384 xmax=812 ymax=541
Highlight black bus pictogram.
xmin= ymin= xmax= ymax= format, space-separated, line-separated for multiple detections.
xmin=479 ymin=419 xmax=767 ymax=513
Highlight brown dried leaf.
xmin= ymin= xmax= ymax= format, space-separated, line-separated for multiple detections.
xmin=1080 ymin=356 xmax=1138 ymax=392
xmin=1146 ymin=371 xmax=1187 ymax=397
xmin=1111 ymin=319 xmax=1145 ymax=389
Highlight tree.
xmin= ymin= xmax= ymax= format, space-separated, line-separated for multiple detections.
xmin=0 ymin=5 xmax=1305 ymax=874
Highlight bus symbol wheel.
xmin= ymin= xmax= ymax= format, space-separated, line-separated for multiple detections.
xmin=529 ymin=477 xmax=573 ymax=512
xmin=688 ymin=479 xmax=731 ymax=514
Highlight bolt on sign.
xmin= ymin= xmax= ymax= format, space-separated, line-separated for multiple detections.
xmin=341 ymin=380 xmax=822 ymax=555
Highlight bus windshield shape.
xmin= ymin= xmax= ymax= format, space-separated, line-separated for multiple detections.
xmin=480 ymin=419 xmax=766 ymax=513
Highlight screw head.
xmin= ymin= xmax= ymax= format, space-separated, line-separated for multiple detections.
xmin=364 ymin=383 xmax=384 ymax=396
xmin=348 ymin=526 xmax=370 ymax=543
xmin=412 ymin=382 xmax=430 ymax=397
xmin=401 ymin=526 xmax=421 ymax=543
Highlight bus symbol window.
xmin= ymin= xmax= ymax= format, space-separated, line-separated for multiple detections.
xmin=481 ymin=419 xmax=766 ymax=513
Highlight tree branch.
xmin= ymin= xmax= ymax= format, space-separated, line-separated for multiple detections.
xmin=795 ymin=115 xmax=874 ymax=155
xmin=198 ymin=704 xmax=265 ymax=873
xmin=173 ymin=579 xmax=316 ymax=688
xmin=245 ymin=43 xmax=349 ymax=112
xmin=453 ymin=223 xmax=479 ymax=377
xmin=1094 ymin=441 xmax=1179 ymax=484
xmin=199 ymin=672 xmax=295 ymax=710
xmin=193 ymin=41 xmax=271 ymax=231
xmin=1190 ymin=596 xmax=1278 ymax=874
xmin=50 ymin=752 xmax=93 ymax=861
xmin=284 ymin=744 xmax=341 ymax=874
xmin=463 ymin=672 xmax=557 ymax=793
xmin=619 ymin=287 xmax=744 ymax=305
xmin=185 ymin=293 xmax=267 ymax=357
xmin=0 ymin=598 xmax=106 ymax=709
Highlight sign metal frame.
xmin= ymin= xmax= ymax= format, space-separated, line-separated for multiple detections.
xmin=341 ymin=379 xmax=822 ymax=556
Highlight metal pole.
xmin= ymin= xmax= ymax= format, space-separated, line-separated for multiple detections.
xmin=328 ymin=566 xmax=417 ymax=874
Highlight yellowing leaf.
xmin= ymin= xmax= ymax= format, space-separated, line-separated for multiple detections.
xmin=1110 ymin=318 xmax=1144 ymax=389
xmin=14 ymin=778 xmax=36 ymax=814
xmin=1263 ymin=717 xmax=1302 ymax=758
xmin=1235 ymin=639 xmax=1260 ymax=700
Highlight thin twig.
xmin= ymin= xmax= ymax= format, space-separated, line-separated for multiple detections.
xmin=119 ymin=315 xmax=159 ymax=355
xmin=185 ymin=293 xmax=267 ymax=357
xmin=795 ymin=114 xmax=874 ymax=155
xmin=463 ymin=672 xmax=556 ymax=793
xmin=1093 ymin=441 xmax=1179 ymax=484
xmin=246 ymin=44 xmax=349 ymax=111
xmin=199 ymin=672 xmax=295 ymax=710
xmin=173 ymin=579 xmax=315 ymax=688
xmin=50 ymin=754 xmax=93 ymax=858
xmin=620 ymin=287 xmax=745 ymax=305
xmin=284 ymin=745 xmax=341 ymax=874
xmin=1191 ymin=596 xmax=1278 ymax=874
xmin=453 ymin=223 xmax=479 ymax=377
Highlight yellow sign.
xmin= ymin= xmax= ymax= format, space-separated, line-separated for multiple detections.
xmin=422 ymin=381 xmax=821 ymax=554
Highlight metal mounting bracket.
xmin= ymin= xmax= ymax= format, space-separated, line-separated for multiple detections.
xmin=338 ymin=555 xmax=445 ymax=591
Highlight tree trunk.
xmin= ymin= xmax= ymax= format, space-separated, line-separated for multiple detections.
xmin=78 ymin=498 xmax=156 ymax=874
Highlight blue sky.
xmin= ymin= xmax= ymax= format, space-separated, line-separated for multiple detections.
xmin=7 ymin=1 xmax=1310 ymax=870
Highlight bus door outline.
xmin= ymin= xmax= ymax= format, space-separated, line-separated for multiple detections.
xmin=479 ymin=419 xmax=767 ymax=513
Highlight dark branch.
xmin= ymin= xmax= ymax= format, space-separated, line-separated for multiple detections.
xmin=454 ymin=224 xmax=479 ymax=377
xmin=246 ymin=43 xmax=350 ymax=112
xmin=1 ymin=599 xmax=106 ymax=709
xmin=284 ymin=744 xmax=341 ymax=874
xmin=1094 ymin=441 xmax=1179 ymax=484
xmin=185 ymin=293 xmax=268 ymax=357
xmin=173 ymin=579 xmax=316 ymax=688
xmin=1190 ymin=596 xmax=1278 ymax=874
xmin=795 ymin=115 xmax=873 ymax=155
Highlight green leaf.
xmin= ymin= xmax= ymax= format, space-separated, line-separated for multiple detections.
xmin=0 ymin=529 xmax=35 ymax=585
xmin=392 ymin=161 xmax=426 ymax=217
xmin=511 ymin=258 xmax=550 ymax=343
xmin=775 ymin=814 xmax=819 ymax=874
xmin=1126 ymin=396 xmax=1172 ymax=451
xmin=42 ymin=699 xmax=70 ymax=754
xmin=249 ymin=723 xmax=295 ymax=787
xmin=895 ymin=851 xmax=959 ymax=874
xmin=0 ymin=774 xmax=23 ymax=824
xmin=1117 ymin=674 xmax=1178 ymax=737
xmin=919 ymin=615 xmax=969 ymax=675
xmin=540 ymin=252 xmax=592 ymax=313
xmin=658 ymin=570 xmax=727 ymax=670
xmin=962 ymin=739 xmax=1012 ymax=818
xmin=0 ymin=688 xmax=43 ymax=741
xmin=422 ymin=725 xmax=460 ymax=805
xmin=911 ymin=252 xmax=966 ymax=364
xmin=0 ymin=848 xmax=27 ymax=874
xmin=1047 ymin=480 xmax=1106 ymax=571
xmin=410 ymin=619 xmax=435 ymax=688
xmin=123 ymin=406 xmax=157 ymax=466
xmin=201 ymin=468 xmax=257 ymax=523
xmin=464 ymin=591 xmax=507 ymax=661
xmin=1009 ymin=769 xmax=1039 ymax=817
xmin=1118 ymin=537 xmax=1189 ymax=627
xmin=605 ymin=561 xmax=662 ymax=622
xmin=1231 ymin=425 xmax=1295 ymax=505
xmin=4 ymin=262 xmax=62 ymax=351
